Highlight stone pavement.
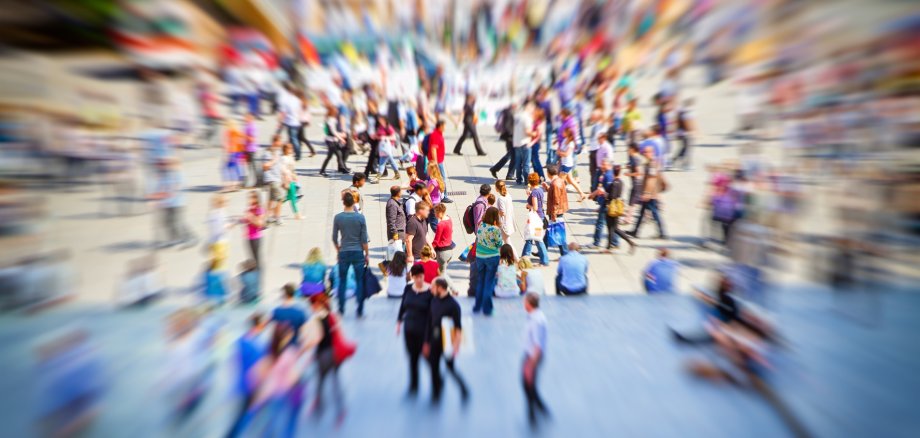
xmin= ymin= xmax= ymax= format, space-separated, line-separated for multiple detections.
xmin=41 ymin=67 xmax=783 ymax=304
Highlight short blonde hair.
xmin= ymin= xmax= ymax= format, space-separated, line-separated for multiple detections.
xmin=517 ymin=258 xmax=534 ymax=270
xmin=305 ymin=247 xmax=324 ymax=265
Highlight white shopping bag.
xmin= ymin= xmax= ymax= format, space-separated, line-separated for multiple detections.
xmin=441 ymin=316 xmax=475 ymax=359
xmin=386 ymin=239 xmax=404 ymax=260
xmin=524 ymin=211 xmax=546 ymax=240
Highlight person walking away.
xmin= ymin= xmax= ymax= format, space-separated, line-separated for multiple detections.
xmin=226 ymin=313 xmax=267 ymax=438
xmin=489 ymin=102 xmax=518 ymax=179
xmin=302 ymin=294 xmax=346 ymax=420
xmin=386 ymin=185 xmax=407 ymax=243
xmin=623 ymin=143 xmax=642 ymax=225
xmin=397 ymin=264 xmax=433 ymax=396
xmin=495 ymin=180 xmax=515 ymax=242
xmin=384 ymin=251 xmax=409 ymax=298
xmin=473 ymin=207 xmax=504 ymax=316
xmin=281 ymin=144 xmax=302 ymax=220
xmin=404 ymin=201 xmax=431 ymax=264
xmin=556 ymin=242 xmax=588 ymax=295
xmin=545 ymin=165 xmax=569 ymax=256
xmin=363 ymin=100 xmax=382 ymax=176
xmin=452 ymin=93 xmax=486 ymax=156
xmin=672 ymin=98 xmax=695 ymax=170
xmin=431 ymin=203 xmax=455 ymax=271
xmin=242 ymin=192 xmax=264 ymax=267
xmin=522 ymin=292 xmax=550 ymax=425
xmin=262 ymin=141 xmax=285 ymax=225
xmin=424 ymin=278 xmax=469 ymax=403
xmin=271 ymin=283 xmax=308 ymax=345
xmin=554 ymin=108 xmax=579 ymax=165
xmin=522 ymin=172 xmax=550 ymax=266
xmin=591 ymin=163 xmax=636 ymax=252
xmin=332 ymin=192 xmax=369 ymax=317
xmin=300 ymin=248 xmax=327 ymax=297
xmin=374 ymin=115 xmax=401 ymax=182
xmin=628 ymin=146 xmax=668 ymax=239
xmin=517 ymin=258 xmax=546 ymax=295
xmin=622 ymin=98 xmax=641 ymax=143
xmin=278 ymin=83 xmax=303 ymax=160
xmin=512 ymin=101 xmax=535 ymax=185
xmin=494 ymin=244 xmax=520 ymax=298
xmin=557 ymin=128 xmax=587 ymax=201
xmin=319 ymin=106 xmax=349 ymax=176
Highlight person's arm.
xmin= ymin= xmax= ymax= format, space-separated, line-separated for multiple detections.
xmin=385 ymin=201 xmax=396 ymax=238
xmin=519 ymin=271 xmax=528 ymax=293
xmin=331 ymin=217 xmax=341 ymax=252
xmin=404 ymin=232 xmax=415 ymax=263
xmin=360 ymin=217 xmax=370 ymax=264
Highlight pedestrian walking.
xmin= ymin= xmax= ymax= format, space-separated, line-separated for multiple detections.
xmin=374 ymin=115 xmax=401 ymax=182
xmin=522 ymin=292 xmax=550 ymax=425
xmin=452 ymin=93 xmax=486 ymax=156
xmin=405 ymin=201 xmax=431 ymax=264
xmin=319 ymin=106 xmax=349 ymax=177
xmin=332 ymin=192 xmax=369 ymax=317
xmin=489 ymin=102 xmax=518 ymax=179
xmin=397 ymin=264 xmax=432 ymax=396
xmin=495 ymin=180 xmax=515 ymax=242
xmin=303 ymin=294 xmax=346 ymax=421
xmin=278 ymin=83 xmax=303 ymax=160
xmin=590 ymin=163 xmax=636 ymax=252
xmin=512 ymin=101 xmax=536 ymax=184
xmin=427 ymin=120 xmax=453 ymax=202
xmin=424 ymin=278 xmax=469 ymax=403
xmin=672 ymin=98 xmax=695 ymax=170
xmin=242 ymin=191 xmax=264 ymax=267
xmin=628 ymin=146 xmax=668 ymax=239
xmin=545 ymin=165 xmax=570 ymax=256
xmin=226 ymin=313 xmax=267 ymax=438
xmin=281 ymin=143 xmax=302 ymax=220
xmin=151 ymin=157 xmax=196 ymax=248
xmin=522 ymin=173 xmax=550 ymax=266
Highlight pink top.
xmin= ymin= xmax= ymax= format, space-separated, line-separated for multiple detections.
xmin=428 ymin=179 xmax=442 ymax=204
xmin=247 ymin=206 xmax=263 ymax=240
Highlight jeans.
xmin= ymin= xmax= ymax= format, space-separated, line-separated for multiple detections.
xmin=521 ymin=239 xmax=549 ymax=265
xmin=284 ymin=124 xmax=301 ymax=160
xmin=377 ymin=155 xmax=399 ymax=176
xmin=544 ymin=124 xmax=556 ymax=165
xmin=555 ymin=276 xmax=587 ymax=295
xmin=513 ymin=147 xmax=532 ymax=184
xmin=337 ymin=250 xmax=366 ymax=316
xmin=438 ymin=163 xmax=449 ymax=193
xmin=530 ymin=144 xmax=545 ymax=180
xmin=632 ymin=198 xmax=666 ymax=237
xmin=473 ymin=256 xmax=499 ymax=315
xmin=673 ymin=133 xmax=692 ymax=169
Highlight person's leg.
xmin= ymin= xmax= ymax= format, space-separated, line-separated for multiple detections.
xmin=490 ymin=149 xmax=510 ymax=175
xmin=470 ymin=124 xmax=485 ymax=155
xmin=226 ymin=393 xmax=254 ymax=438
xmin=606 ymin=215 xmax=618 ymax=248
xmin=287 ymin=125 xmax=301 ymax=160
xmin=387 ymin=156 xmax=400 ymax=175
xmin=473 ymin=258 xmax=486 ymax=312
xmin=298 ymin=124 xmax=315 ymax=155
xmin=405 ymin=331 xmax=422 ymax=393
xmin=365 ymin=141 xmax=379 ymax=175
xmin=453 ymin=125 xmax=470 ymax=154
xmin=648 ymin=199 xmax=666 ymax=237
xmin=483 ymin=257 xmax=498 ymax=315
xmin=523 ymin=358 xmax=537 ymax=422
xmin=438 ymin=163 xmax=449 ymax=193
xmin=321 ymin=141 xmax=335 ymax=173
xmin=334 ymin=145 xmax=348 ymax=172
xmin=337 ymin=258 xmax=349 ymax=314
xmin=631 ymin=201 xmax=648 ymax=235
xmin=530 ymin=145 xmax=545 ymax=180
xmin=535 ymin=240 xmax=549 ymax=265
xmin=444 ymin=357 xmax=469 ymax=399
xmin=506 ymin=139 xmax=517 ymax=178
xmin=593 ymin=207 xmax=606 ymax=246
xmin=521 ymin=240 xmax=533 ymax=261
xmin=589 ymin=151 xmax=598 ymax=191
xmin=428 ymin=349 xmax=443 ymax=401
xmin=544 ymin=124 xmax=554 ymax=164
xmin=249 ymin=238 xmax=260 ymax=267
xmin=352 ymin=254 xmax=366 ymax=316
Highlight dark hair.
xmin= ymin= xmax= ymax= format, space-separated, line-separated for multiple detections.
xmin=433 ymin=277 xmax=449 ymax=291
xmin=390 ymin=185 xmax=401 ymax=197
xmin=353 ymin=172 xmax=366 ymax=184
xmin=482 ymin=206 xmax=501 ymax=226
xmin=614 ymin=165 xmax=622 ymax=177
xmin=409 ymin=263 xmax=425 ymax=277
xmin=270 ymin=324 xmax=293 ymax=359
xmin=525 ymin=292 xmax=540 ymax=308
xmin=248 ymin=312 xmax=264 ymax=328
xmin=628 ymin=142 xmax=639 ymax=152
xmin=546 ymin=164 xmax=559 ymax=176
xmin=479 ymin=184 xmax=492 ymax=196
xmin=436 ymin=120 xmax=446 ymax=129
xmin=500 ymin=244 xmax=515 ymax=265
xmin=343 ymin=192 xmax=355 ymax=207
xmin=283 ymin=283 xmax=297 ymax=298
xmin=389 ymin=251 xmax=407 ymax=276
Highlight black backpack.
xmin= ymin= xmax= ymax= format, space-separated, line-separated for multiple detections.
xmin=462 ymin=199 xmax=485 ymax=234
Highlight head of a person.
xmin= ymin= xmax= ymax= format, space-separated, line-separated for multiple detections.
xmin=376 ymin=114 xmax=388 ymax=128
xmin=436 ymin=120 xmax=446 ymax=132
xmin=410 ymin=263 xmax=425 ymax=285
xmin=658 ymin=248 xmax=670 ymax=260
xmin=421 ymin=245 xmax=434 ymax=260
xmin=495 ymin=179 xmax=507 ymax=197
xmin=528 ymin=172 xmax=541 ymax=188
xmin=717 ymin=273 xmax=733 ymax=297
xmin=500 ymin=244 xmax=515 ymax=265
xmin=282 ymin=283 xmax=297 ymax=299
xmin=270 ymin=140 xmax=281 ymax=151
xmin=568 ymin=242 xmax=581 ymax=253
xmin=433 ymin=202 xmax=447 ymax=219
xmin=546 ymin=164 xmax=559 ymax=177
xmin=627 ymin=97 xmax=638 ymax=109
xmin=342 ymin=192 xmax=356 ymax=209
xmin=517 ymin=257 xmax=534 ymax=271
xmin=309 ymin=292 xmax=330 ymax=311
xmin=390 ymin=185 xmax=402 ymax=199
xmin=465 ymin=93 xmax=475 ymax=104
xmin=483 ymin=206 xmax=501 ymax=227
xmin=352 ymin=172 xmax=366 ymax=188
xmin=564 ymin=127 xmax=575 ymax=141
xmin=561 ymin=107 xmax=572 ymax=119
xmin=326 ymin=105 xmax=338 ymax=117
xmin=283 ymin=143 xmax=294 ymax=156
xmin=523 ymin=291 xmax=540 ymax=313
xmin=649 ymin=124 xmax=661 ymax=137
xmin=628 ymin=143 xmax=640 ymax=155
xmin=642 ymin=146 xmax=655 ymax=159
xmin=305 ymin=247 xmax=323 ymax=265
xmin=415 ymin=201 xmax=431 ymax=219
xmin=413 ymin=181 xmax=428 ymax=197
xmin=486 ymin=193 xmax=496 ymax=206
xmin=249 ymin=191 xmax=261 ymax=206
xmin=479 ymin=184 xmax=492 ymax=198
xmin=613 ymin=164 xmax=622 ymax=177
xmin=248 ymin=312 xmax=266 ymax=334
xmin=406 ymin=166 xmax=417 ymax=179
xmin=596 ymin=129 xmax=608 ymax=145
xmin=432 ymin=277 xmax=449 ymax=297
xmin=389 ymin=251 xmax=407 ymax=277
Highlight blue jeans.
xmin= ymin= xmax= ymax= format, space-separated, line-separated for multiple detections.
xmin=593 ymin=206 xmax=607 ymax=246
xmin=377 ymin=155 xmax=399 ymax=175
xmin=514 ymin=147 xmax=531 ymax=184
xmin=522 ymin=239 xmax=549 ymax=265
xmin=545 ymin=124 xmax=556 ymax=165
xmin=473 ymin=256 xmax=499 ymax=315
xmin=438 ymin=163 xmax=449 ymax=193
xmin=530 ymin=144 xmax=545 ymax=180
xmin=632 ymin=199 xmax=666 ymax=237
xmin=285 ymin=124 xmax=301 ymax=160
xmin=337 ymin=250 xmax=366 ymax=316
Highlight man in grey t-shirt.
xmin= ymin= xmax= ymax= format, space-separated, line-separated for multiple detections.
xmin=332 ymin=192 xmax=369 ymax=316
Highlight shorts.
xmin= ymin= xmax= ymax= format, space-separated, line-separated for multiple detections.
xmin=267 ymin=181 xmax=284 ymax=202
xmin=560 ymin=164 xmax=574 ymax=174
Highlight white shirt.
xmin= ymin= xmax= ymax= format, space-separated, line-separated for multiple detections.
xmin=513 ymin=112 xmax=534 ymax=147
xmin=206 ymin=208 xmax=228 ymax=244
xmin=279 ymin=92 xmax=302 ymax=126
xmin=496 ymin=193 xmax=515 ymax=235
xmin=559 ymin=140 xmax=576 ymax=168
xmin=524 ymin=269 xmax=546 ymax=295
xmin=386 ymin=273 xmax=408 ymax=297
xmin=523 ymin=309 xmax=548 ymax=357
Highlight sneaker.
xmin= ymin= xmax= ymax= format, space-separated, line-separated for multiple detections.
xmin=441 ymin=198 xmax=454 ymax=203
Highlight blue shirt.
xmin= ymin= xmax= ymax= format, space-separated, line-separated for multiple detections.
xmin=271 ymin=304 xmax=307 ymax=344
xmin=557 ymin=251 xmax=588 ymax=291
xmin=236 ymin=334 xmax=265 ymax=394
xmin=644 ymin=258 xmax=679 ymax=293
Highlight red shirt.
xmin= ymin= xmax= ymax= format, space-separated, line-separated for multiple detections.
xmin=414 ymin=259 xmax=440 ymax=283
xmin=432 ymin=217 xmax=453 ymax=249
xmin=428 ymin=130 xmax=445 ymax=164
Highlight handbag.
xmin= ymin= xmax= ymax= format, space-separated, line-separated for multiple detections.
xmin=458 ymin=241 xmax=476 ymax=263
xmin=329 ymin=314 xmax=357 ymax=365
xmin=524 ymin=211 xmax=546 ymax=240
xmin=607 ymin=198 xmax=625 ymax=217
xmin=363 ymin=266 xmax=382 ymax=298
xmin=545 ymin=220 xmax=567 ymax=247
xmin=386 ymin=239 xmax=404 ymax=261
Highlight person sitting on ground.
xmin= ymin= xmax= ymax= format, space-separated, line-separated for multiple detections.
xmin=414 ymin=245 xmax=440 ymax=284
xmin=556 ymin=242 xmax=588 ymax=295
xmin=300 ymin=248 xmax=328 ymax=297
xmin=643 ymin=248 xmax=679 ymax=293
xmin=385 ymin=251 xmax=409 ymax=298
xmin=518 ymin=258 xmax=546 ymax=295
xmin=494 ymin=244 xmax=521 ymax=298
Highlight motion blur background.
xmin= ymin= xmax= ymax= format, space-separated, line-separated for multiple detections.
xmin=0 ymin=0 xmax=918 ymax=437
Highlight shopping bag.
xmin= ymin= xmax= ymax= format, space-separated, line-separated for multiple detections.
xmin=524 ymin=211 xmax=546 ymax=240
xmin=458 ymin=242 xmax=476 ymax=263
xmin=545 ymin=220 xmax=567 ymax=247
xmin=330 ymin=314 xmax=357 ymax=365
xmin=386 ymin=239 xmax=404 ymax=261
xmin=363 ymin=266 xmax=382 ymax=298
